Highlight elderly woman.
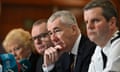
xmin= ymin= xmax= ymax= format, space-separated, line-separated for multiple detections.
xmin=2 ymin=28 xmax=40 ymax=72
xmin=2 ymin=28 xmax=34 ymax=62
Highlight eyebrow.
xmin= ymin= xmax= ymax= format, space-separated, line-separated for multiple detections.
xmin=48 ymin=27 xmax=60 ymax=32
xmin=32 ymin=32 xmax=48 ymax=39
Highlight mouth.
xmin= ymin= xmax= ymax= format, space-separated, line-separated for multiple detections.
xmin=88 ymin=31 xmax=95 ymax=35
xmin=54 ymin=41 xmax=66 ymax=48
xmin=54 ymin=42 xmax=62 ymax=46
xmin=15 ymin=57 xmax=20 ymax=62
xmin=37 ymin=45 xmax=47 ymax=50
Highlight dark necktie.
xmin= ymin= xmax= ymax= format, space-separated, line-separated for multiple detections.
xmin=70 ymin=53 xmax=75 ymax=72
xmin=101 ymin=50 xmax=107 ymax=69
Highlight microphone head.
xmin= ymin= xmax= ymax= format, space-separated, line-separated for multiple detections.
xmin=19 ymin=58 xmax=31 ymax=72
xmin=0 ymin=53 xmax=18 ymax=72
xmin=0 ymin=64 xmax=2 ymax=72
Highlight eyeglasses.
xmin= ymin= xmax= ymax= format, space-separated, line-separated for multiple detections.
xmin=48 ymin=27 xmax=62 ymax=36
xmin=31 ymin=32 xmax=49 ymax=41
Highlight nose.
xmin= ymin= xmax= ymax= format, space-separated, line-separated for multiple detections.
xmin=50 ymin=33 xmax=59 ymax=43
xmin=11 ymin=51 xmax=17 ymax=57
xmin=34 ymin=38 xmax=42 ymax=44
xmin=87 ymin=22 xmax=94 ymax=30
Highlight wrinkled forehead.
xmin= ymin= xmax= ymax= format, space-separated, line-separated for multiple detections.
xmin=47 ymin=18 xmax=64 ymax=31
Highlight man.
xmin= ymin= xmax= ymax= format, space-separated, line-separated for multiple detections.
xmin=31 ymin=19 xmax=53 ymax=72
xmin=83 ymin=0 xmax=120 ymax=72
xmin=43 ymin=10 xmax=96 ymax=72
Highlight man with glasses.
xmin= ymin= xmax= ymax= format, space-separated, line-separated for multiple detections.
xmin=43 ymin=10 xmax=96 ymax=72
xmin=31 ymin=19 xmax=53 ymax=72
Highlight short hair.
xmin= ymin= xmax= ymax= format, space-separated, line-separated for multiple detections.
xmin=47 ymin=10 xmax=78 ymax=26
xmin=2 ymin=28 xmax=33 ymax=52
xmin=32 ymin=19 xmax=47 ymax=26
xmin=83 ymin=0 xmax=119 ymax=27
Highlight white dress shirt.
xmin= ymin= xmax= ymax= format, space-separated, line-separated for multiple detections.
xmin=88 ymin=31 xmax=120 ymax=72
xmin=70 ymin=34 xmax=81 ymax=66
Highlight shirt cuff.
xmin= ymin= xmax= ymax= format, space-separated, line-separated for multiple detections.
xmin=42 ymin=64 xmax=55 ymax=72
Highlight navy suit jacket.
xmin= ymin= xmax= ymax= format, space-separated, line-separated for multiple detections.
xmin=51 ymin=35 xmax=96 ymax=72
xmin=29 ymin=53 xmax=43 ymax=72
xmin=74 ymin=35 xmax=96 ymax=72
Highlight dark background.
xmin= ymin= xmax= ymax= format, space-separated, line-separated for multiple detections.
xmin=0 ymin=0 xmax=120 ymax=53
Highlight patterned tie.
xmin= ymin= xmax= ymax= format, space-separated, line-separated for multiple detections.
xmin=70 ymin=53 xmax=75 ymax=72
xmin=101 ymin=50 xmax=107 ymax=69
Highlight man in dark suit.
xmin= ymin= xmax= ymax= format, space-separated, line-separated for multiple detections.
xmin=43 ymin=10 xmax=96 ymax=72
xmin=31 ymin=19 xmax=54 ymax=72
xmin=29 ymin=52 xmax=39 ymax=72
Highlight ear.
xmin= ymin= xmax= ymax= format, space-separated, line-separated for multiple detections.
xmin=71 ymin=24 xmax=77 ymax=35
xmin=109 ymin=17 xmax=116 ymax=29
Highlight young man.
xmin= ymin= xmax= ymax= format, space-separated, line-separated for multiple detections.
xmin=83 ymin=0 xmax=120 ymax=72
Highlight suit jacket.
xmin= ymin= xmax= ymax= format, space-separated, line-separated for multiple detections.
xmin=29 ymin=53 xmax=43 ymax=72
xmin=36 ymin=55 xmax=43 ymax=72
xmin=51 ymin=35 xmax=96 ymax=72
xmin=73 ymin=35 xmax=96 ymax=72
xmin=50 ymin=52 xmax=71 ymax=72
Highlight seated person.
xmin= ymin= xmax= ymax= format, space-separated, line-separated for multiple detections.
xmin=2 ymin=28 xmax=38 ymax=72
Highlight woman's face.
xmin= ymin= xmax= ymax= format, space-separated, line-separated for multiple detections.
xmin=7 ymin=42 xmax=30 ymax=62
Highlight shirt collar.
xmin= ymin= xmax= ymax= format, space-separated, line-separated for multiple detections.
xmin=111 ymin=30 xmax=120 ymax=41
xmin=71 ymin=34 xmax=81 ymax=55
xmin=102 ymin=30 xmax=119 ymax=56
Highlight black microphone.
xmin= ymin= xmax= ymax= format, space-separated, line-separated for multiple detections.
xmin=19 ymin=58 xmax=31 ymax=72
xmin=0 ymin=53 xmax=19 ymax=72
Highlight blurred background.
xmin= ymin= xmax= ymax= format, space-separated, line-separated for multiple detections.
xmin=0 ymin=0 xmax=120 ymax=53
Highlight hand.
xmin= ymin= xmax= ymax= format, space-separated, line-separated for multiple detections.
xmin=43 ymin=45 xmax=63 ymax=66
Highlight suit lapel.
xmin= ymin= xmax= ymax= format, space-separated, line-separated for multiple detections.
xmin=74 ymin=35 xmax=96 ymax=72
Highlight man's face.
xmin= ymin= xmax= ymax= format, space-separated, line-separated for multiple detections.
xmin=47 ymin=18 xmax=75 ymax=52
xmin=84 ymin=7 xmax=112 ymax=43
xmin=31 ymin=23 xmax=53 ymax=55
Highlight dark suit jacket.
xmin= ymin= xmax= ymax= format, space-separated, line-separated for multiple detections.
xmin=29 ymin=53 xmax=43 ymax=72
xmin=35 ymin=55 xmax=43 ymax=72
xmin=73 ymin=35 xmax=96 ymax=72
xmin=51 ymin=35 xmax=96 ymax=72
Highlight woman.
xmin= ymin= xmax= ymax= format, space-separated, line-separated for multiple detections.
xmin=2 ymin=28 xmax=39 ymax=72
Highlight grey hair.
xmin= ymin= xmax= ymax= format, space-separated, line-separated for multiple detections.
xmin=47 ymin=10 xmax=77 ymax=25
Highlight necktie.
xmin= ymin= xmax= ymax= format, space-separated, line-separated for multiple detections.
xmin=101 ymin=50 xmax=107 ymax=69
xmin=70 ymin=53 xmax=75 ymax=72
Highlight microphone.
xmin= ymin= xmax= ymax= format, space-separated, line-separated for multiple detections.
xmin=19 ymin=58 xmax=31 ymax=72
xmin=0 ymin=53 xmax=18 ymax=72
xmin=0 ymin=64 xmax=2 ymax=72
